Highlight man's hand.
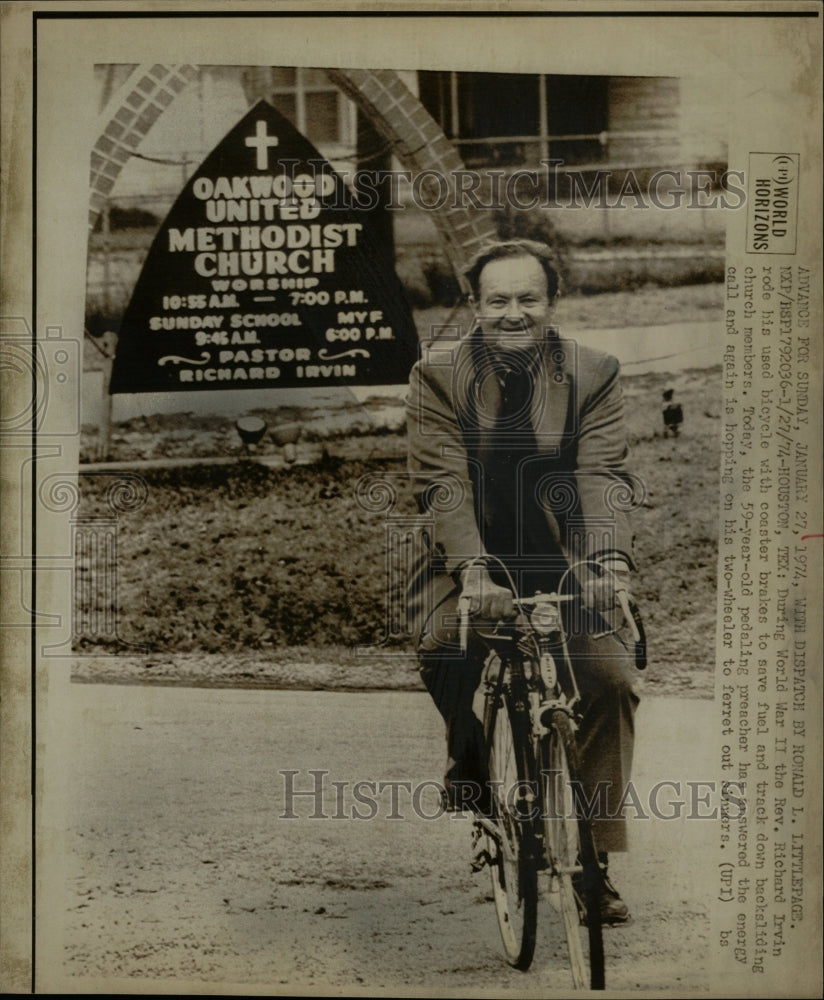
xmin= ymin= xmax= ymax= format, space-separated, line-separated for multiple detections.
xmin=459 ymin=565 xmax=516 ymax=621
xmin=581 ymin=556 xmax=632 ymax=613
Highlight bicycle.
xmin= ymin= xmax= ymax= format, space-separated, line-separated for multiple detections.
xmin=457 ymin=555 xmax=646 ymax=990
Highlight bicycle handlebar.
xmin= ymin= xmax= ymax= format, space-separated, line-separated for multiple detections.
xmin=515 ymin=593 xmax=577 ymax=607
xmin=459 ymin=583 xmax=647 ymax=670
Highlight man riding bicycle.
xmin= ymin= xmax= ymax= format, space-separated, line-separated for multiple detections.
xmin=405 ymin=239 xmax=641 ymax=924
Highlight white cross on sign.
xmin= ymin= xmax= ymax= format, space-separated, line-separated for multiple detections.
xmin=245 ymin=120 xmax=279 ymax=170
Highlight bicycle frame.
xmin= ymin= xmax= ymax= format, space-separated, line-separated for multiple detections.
xmin=459 ymin=553 xmax=646 ymax=704
xmin=459 ymin=556 xmax=644 ymax=986
xmin=462 ymin=592 xmax=578 ymax=735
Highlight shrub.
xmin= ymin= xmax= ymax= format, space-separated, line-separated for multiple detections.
xmin=394 ymin=253 xmax=433 ymax=308
xmin=493 ymin=205 xmax=574 ymax=293
xmin=421 ymin=254 xmax=462 ymax=306
xmin=93 ymin=205 xmax=159 ymax=232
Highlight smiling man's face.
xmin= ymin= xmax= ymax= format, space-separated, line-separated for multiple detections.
xmin=476 ymin=254 xmax=554 ymax=357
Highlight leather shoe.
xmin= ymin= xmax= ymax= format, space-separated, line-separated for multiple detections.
xmin=441 ymin=778 xmax=492 ymax=816
xmin=600 ymin=873 xmax=630 ymax=924
xmin=442 ymin=757 xmax=493 ymax=816
xmin=572 ymin=864 xmax=630 ymax=925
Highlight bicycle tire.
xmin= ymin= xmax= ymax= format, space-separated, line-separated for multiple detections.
xmin=541 ymin=708 xmax=605 ymax=990
xmin=482 ymin=660 xmax=538 ymax=971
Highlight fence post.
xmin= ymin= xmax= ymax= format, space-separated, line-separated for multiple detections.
xmin=102 ymin=199 xmax=111 ymax=315
xmin=97 ymin=199 xmax=115 ymax=461
xmin=98 ymin=331 xmax=117 ymax=461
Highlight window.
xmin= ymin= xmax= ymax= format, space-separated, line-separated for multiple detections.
xmin=266 ymin=66 xmax=354 ymax=148
xmin=544 ymin=75 xmax=608 ymax=165
xmin=418 ymin=71 xmax=609 ymax=167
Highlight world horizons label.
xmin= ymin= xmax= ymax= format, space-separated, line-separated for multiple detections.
xmin=110 ymin=100 xmax=418 ymax=393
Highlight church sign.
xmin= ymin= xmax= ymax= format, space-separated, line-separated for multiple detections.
xmin=110 ymin=100 xmax=418 ymax=393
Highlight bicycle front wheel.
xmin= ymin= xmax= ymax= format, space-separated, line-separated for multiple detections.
xmin=483 ymin=664 xmax=538 ymax=971
xmin=541 ymin=708 xmax=605 ymax=990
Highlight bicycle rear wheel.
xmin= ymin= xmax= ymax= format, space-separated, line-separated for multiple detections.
xmin=541 ymin=708 xmax=605 ymax=990
xmin=483 ymin=663 xmax=538 ymax=971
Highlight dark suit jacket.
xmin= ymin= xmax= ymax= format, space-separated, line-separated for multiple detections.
xmin=405 ymin=330 xmax=638 ymax=650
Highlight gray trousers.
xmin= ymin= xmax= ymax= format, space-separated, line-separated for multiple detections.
xmin=419 ymin=628 xmax=640 ymax=853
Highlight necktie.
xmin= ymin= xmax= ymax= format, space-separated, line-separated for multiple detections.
xmin=476 ymin=352 xmax=564 ymax=587
xmin=499 ymin=366 xmax=536 ymax=441
xmin=480 ymin=365 xmax=537 ymax=557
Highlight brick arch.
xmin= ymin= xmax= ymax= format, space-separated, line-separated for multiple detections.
xmin=89 ymin=64 xmax=497 ymax=284
xmin=89 ymin=64 xmax=200 ymax=232
xmin=324 ymin=69 xmax=498 ymax=282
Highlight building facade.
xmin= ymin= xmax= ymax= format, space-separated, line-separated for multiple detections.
xmin=100 ymin=64 xmax=727 ymax=211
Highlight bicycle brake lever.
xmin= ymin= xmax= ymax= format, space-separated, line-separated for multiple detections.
xmin=615 ymin=588 xmax=640 ymax=643
xmin=458 ymin=595 xmax=471 ymax=654
xmin=616 ymin=588 xmax=647 ymax=670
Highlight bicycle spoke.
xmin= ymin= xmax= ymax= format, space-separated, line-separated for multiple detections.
xmin=462 ymin=575 xmax=631 ymax=989
xmin=541 ymin=709 xmax=605 ymax=990
xmin=482 ymin=669 xmax=538 ymax=971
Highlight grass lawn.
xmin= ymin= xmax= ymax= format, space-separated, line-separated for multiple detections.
xmin=76 ymin=363 xmax=721 ymax=697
